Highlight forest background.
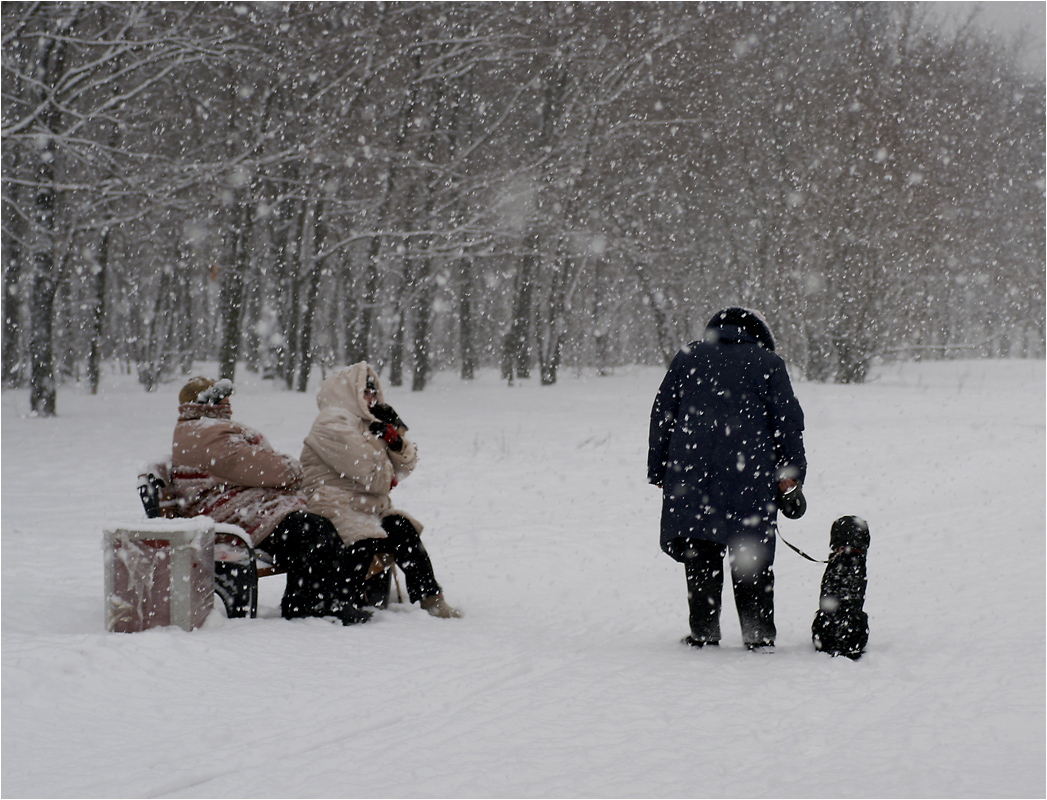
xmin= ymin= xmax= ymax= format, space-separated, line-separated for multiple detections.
xmin=2 ymin=1 xmax=1044 ymax=417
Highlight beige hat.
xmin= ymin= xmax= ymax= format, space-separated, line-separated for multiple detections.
xmin=178 ymin=376 xmax=215 ymax=405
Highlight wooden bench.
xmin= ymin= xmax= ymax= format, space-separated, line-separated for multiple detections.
xmin=137 ymin=462 xmax=397 ymax=618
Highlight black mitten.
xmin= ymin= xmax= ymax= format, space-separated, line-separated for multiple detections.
xmin=369 ymin=420 xmax=404 ymax=452
xmin=370 ymin=402 xmax=407 ymax=432
xmin=777 ymin=482 xmax=807 ymax=519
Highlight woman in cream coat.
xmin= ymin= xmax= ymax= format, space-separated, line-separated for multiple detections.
xmin=301 ymin=362 xmax=460 ymax=618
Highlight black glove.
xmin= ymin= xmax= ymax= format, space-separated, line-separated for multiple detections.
xmin=776 ymin=482 xmax=807 ymax=520
xmin=369 ymin=420 xmax=404 ymax=452
xmin=370 ymin=402 xmax=407 ymax=432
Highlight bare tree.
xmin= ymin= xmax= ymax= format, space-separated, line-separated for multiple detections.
xmin=2 ymin=1 xmax=1041 ymax=403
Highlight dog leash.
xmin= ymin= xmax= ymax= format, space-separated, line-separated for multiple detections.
xmin=778 ymin=531 xmax=827 ymax=563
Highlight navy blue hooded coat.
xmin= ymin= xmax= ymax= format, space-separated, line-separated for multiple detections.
xmin=648 ymin=309 xmax=806 ymax=559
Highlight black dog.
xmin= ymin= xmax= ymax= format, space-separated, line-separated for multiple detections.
xmin=812 ymin=516 xmax=870 ymax=660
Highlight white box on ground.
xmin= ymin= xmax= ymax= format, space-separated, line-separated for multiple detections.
xmin=103 ymin=518 xmax=215 ymax=632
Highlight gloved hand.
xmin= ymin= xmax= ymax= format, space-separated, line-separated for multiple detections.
xmin=370 ymin=402 xmax=407 ymax=432
xmin=776 ymin=481 xmax=807 ymax=520
xmin=369 ymin=420 xmax=404 ymax=452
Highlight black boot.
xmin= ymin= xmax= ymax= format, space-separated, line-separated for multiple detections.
xmin=684 ymin=542 xmax=726 ymax=646
xmin=330 ymin=601 xmax=372 ymax=626
xmin=681 ymin=636 xmax=720 ymax=648
xmin=281 ymin=590 xmax=329 ymax=620
xmin=730 ymin=535 xmax=776 ymax=649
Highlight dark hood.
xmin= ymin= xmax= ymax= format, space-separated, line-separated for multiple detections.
xmin=704 ymin=307 xmax=776 ymax=351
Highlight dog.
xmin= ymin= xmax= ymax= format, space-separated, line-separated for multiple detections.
xmin=812 ymin=516 xmax=870 ymax=660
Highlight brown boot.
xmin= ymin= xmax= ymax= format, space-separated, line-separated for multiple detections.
xmin=420 ymin=594 xmax=462 ymax=618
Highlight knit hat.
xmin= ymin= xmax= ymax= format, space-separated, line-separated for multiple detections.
xmin=178 ymin=377 xmax=234 ymax=405
xmin=179 ymin=376 xmax=215 ymax=405
xmin=707 ymin=307 xmax=776 ymax=351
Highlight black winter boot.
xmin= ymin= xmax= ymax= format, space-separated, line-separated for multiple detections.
xmin=681 ymin=636 xmax=720 ymax=648
xmin=281 ymin=590 xmax=330 ymax=620
xmin=331 ymin=601 xmax=372 ymax=626
xmin=684 ymin=542 xmax=727 ymax=645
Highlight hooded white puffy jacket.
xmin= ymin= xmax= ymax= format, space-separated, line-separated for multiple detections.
xmin=300 ymin=362 xmax=421 ymax=545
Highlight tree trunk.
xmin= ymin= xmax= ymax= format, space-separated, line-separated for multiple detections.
xmin=295 ymin=198 xmax=325 ymax=393
xmin=411 ymin=264 xmax=433 ymax=392
xmin=87 ymin=225 xmax=109 ymax=394
xmin=29 ymin=241 xmax=57 ymax=416
xmin=276 ymin=203 xmax=304 ymax=390
xmin=504 ymin=232 xmax=538 ymax=383
xmin=389 ymin=312 xmax=405 ymax=386
xmin=218 ymin=202 xmax=252 ymax=382
xmin=459 ymin=257 xmax=476 ymax=380
xmin=26 ymin=31 xmax=69 ymax=417
xmin=388 ymin=251 xmax=412 ymax=387
xmin=537 ymin=260 xmax=566 ymax=386
xmin=341 ymin=295 xmax=361 ymax=370
xmin=2 ymin=191 xmax=25 ymax=387
xmin=593 ymin=258 xmax=611 ymax=377
xmin=347 ymin=37 xmax=418 ymax=368
xmin=348 ymin=235 xmax=380 ymax=366
xmin=634 ymin=261 xmax=677 ymax=367
xmin=138 ymin=267 xmax=175 ymax=392
xmin=176 ymin=242 xmax=194 ymax=375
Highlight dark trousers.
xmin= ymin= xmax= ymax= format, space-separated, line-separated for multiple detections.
xmin=684 ymin=535 xmax=776 ymax=647
xmin=260 ymin=511 xmax=359 ymax=617
xmin=345 ymin=515 xmax=441 ymax=604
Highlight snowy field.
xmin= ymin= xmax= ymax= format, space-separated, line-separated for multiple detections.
xmin=2 ymin=357 xmax=1044 ymax=798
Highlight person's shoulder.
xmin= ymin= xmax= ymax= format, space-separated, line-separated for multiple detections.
xmin=751 ymin=348 xmax=793 ymax=381
xmin=176 ymin=414 xmax=236 ymax=434
xmin=760 ymin=347 xmax=788 ymax=368
xmin=672 ymin=340 xmax=709 ymax=362
xmin=314 ymin=405 xmax=363 ymax=430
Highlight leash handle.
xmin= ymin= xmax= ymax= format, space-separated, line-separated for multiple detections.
xmin=778 ymin=531 xmax=827 ymax=563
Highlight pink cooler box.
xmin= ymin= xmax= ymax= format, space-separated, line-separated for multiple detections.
xmin=104 ymin=519 xmax=215 ymax=632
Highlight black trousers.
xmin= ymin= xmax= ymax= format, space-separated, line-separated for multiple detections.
xmin=683 ymin=535 xmax=776 ymax=647
xmin=259 ymin=512 xmax=441 ymax=615
xmin=260 ymin=511 xmax=359 ymax=617
xmin=345 ymin=515 xmax=441 ymax=604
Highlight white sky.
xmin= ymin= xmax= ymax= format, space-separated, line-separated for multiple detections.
xmin=933 ymin=1 xmax=1047 ymax=76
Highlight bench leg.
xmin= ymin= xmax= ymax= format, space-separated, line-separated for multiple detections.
xmin=215 ymin=561 xmax=259 ymax=618
xmin=362 ymin=568 xmax=401 ymax=609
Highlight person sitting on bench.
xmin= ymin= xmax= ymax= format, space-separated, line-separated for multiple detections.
xmin=300 ymin=362 xmax=461 ymax=618
xmin=171 ymin=376 xmax=371 ymax=625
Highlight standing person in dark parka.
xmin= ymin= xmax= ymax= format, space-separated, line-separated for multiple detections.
xmin=648 ymin=308 xmax=806 ymax=651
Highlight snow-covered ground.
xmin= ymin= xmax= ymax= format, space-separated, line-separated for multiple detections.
xmin=2 ymin=358 xmax=1044 ymax=798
